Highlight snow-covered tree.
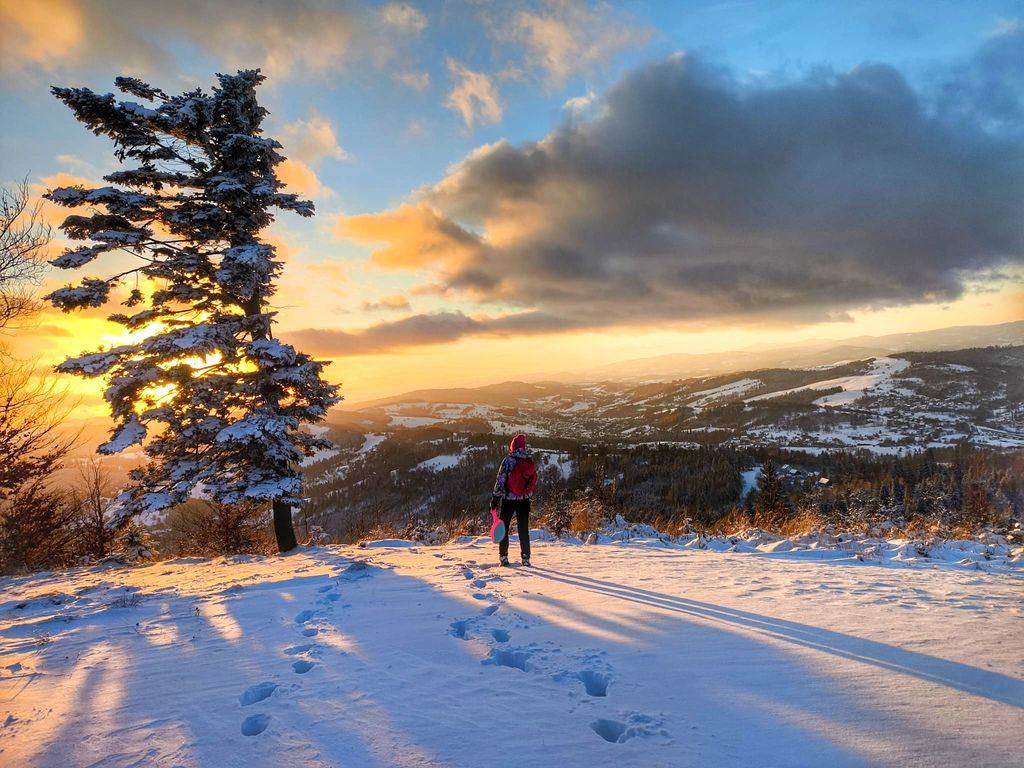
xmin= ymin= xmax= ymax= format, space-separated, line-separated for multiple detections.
xmin=45 ymin=70 xmax=340 ymax=552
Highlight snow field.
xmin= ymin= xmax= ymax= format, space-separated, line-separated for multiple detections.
xmin=745 ymin=357 xmax=911 ymax=406
xmin=1 ymin=540 xmax=1022 ymax=767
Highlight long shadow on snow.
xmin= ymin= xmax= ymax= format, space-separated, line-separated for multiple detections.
xmin=530 ymin=567 xmax=1024 ymax=709
xmin=22 ymin=558 xmax=411 ymax=768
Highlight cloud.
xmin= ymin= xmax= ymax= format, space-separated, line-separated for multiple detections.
xmin=277 ymin=113 xmax=349 ymax=166
xmin=495 ymin=0 xmax=652 ymax=87
xmin=931 ymin=21 xmax=1024 ymax=132
xmin=361 ymin=294 xmax=412 ymax=311
xmin=404 ymin=118 xmax=430 ymax=139
xmin=445 ymin=59 xmax=504 ymax=130
xmin=562 ymin=90 xmax=597 ymax=116
xmin=393 ymin=70 xmax=432 ymax=91
xmin=338 ymin=47 xmax=1024 ymax=335
xmin=277 ymin=159 xmax=335 ymax=201
xmin=337 ymin=203 xmax=484 ymax=272
xmin=289 ymin=311 xmax=480 ymax=356
xmin=0 ymin=0 xmax=84 ymax=71
xmin=381 ymin=2 xmax=428 ymax=35
xmin=1 ymin=0 xmax=356 ymax=83
xmin=288 ymin=309 xmax=572 ymax=356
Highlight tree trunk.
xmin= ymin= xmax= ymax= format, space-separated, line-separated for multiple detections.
xmin=273 ymin=499 xmax=298 ymax=552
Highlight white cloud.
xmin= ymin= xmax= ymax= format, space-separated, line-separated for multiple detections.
xmin=445 ymin=59 xmax=504 ymax=131
xmin=503 ymin=0 xmax=651 ymax=87
xmin=404 ymin=119 xmax=430 ymax=139
xmin=277 ymin=113 xmax=348 ymax=166
xmin=562 ymin=90 xmax=596 ymax=114
xmin=381 ymin=2 xmax=428 ymax=35
xmin=394 ymin=70 xmax=432 ymax=91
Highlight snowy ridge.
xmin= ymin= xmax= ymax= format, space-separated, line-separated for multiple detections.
xmin=686 ymin=377 xmax=762 ymax=411
xmin=337 ymin=346 xmax=1024 ymax=454
xmin=745 ymin=357 xmax=911 ymax=405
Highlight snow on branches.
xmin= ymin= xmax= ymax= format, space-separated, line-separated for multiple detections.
xmin=45 ymin=70 xmax=340 ymax=528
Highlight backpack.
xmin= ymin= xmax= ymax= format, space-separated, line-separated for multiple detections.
xmin=507 ymin=456 xmax=538 ymax=496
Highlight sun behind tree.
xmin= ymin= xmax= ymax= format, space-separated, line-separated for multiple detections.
xmin=45 ymin=70 xmax=340 ymax=552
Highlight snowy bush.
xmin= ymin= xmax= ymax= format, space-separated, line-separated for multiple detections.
xmin=117 ymin=522 xmax=155 ymax=562
xmin=307 ymin=525 xmax=332 ymax=546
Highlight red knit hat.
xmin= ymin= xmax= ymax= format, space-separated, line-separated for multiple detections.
xmin=509 ymin=433 xmax=527 ymax=453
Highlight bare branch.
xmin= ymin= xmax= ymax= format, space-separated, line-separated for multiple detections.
xmin=0 ymin=180 xmax=52 ymax=329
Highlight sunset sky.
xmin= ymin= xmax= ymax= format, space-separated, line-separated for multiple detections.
xmin=1 ymin=0 xmax=1022 ymax=416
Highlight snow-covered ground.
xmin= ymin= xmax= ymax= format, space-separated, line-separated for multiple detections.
xmin=2 ymin=539 xmax=1021 ymax=767
xmin=686 ymin=377 xmax=762 ymax=411
xmin=745 ymin=357 xmax=911 ymax=406
xmin=415 ymin=454 xmax=464 ymax=472
xmin=539 ymin=450 xmax=574 ymax=481
xmin=358 ymin=433 xmax=386 ymax=455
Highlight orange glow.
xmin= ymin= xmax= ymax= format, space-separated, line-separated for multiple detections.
xmin=0 ymin=0 xmax=83 ymax=67
xmin=19 ymin=271 xmax=1024 ymax=419
xmin=277 ymin=158 xmax=333 ymax=200
xmin=336 ymin=203 xmax=481 ymax=271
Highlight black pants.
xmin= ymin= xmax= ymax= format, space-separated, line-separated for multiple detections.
xmin=498 ymin=498 xmax=531 ymax=559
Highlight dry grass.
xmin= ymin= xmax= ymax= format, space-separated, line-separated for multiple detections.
xmin=569 ymin=497 xmax=606 ymax=534
xmin=776 ymin=511 xmax=829 ymax=538
xmin=649 ymin=514 xmax=697 ymax=536
xmin=705 ymin=508 xmax=751 ymax=536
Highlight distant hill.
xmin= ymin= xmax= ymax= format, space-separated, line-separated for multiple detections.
xmin=565 ymin=320 xmax=1024 ymax=383
xmin=332 ymin=344 xmax=1024 ymax=454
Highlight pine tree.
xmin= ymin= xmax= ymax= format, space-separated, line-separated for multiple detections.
xmin=45 ymin=70 xmax=340 ymax=552
xmin=754 ymin=457 xmax=788 ymax=528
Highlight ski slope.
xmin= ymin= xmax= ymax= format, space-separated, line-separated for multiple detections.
xmin=745 ymin=357 xmax=911 ymax=406
xmin=1 ymin=539 xmax=1021 ymax=767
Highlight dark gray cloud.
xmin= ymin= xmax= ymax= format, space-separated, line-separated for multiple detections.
xmin=287 ymin=310 xmax=572 ymax=356
xmin=345 ymin=33 xmax=1024 ymax=335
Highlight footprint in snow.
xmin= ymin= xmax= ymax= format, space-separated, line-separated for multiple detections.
xmin=480 ymin=605 xmax=499 ymax=617
xmin=491 ymin=628 xmax=510 ymax=643
xmin=590 ymin=718 xmax=627 ymax=743
xmin=294 ymin=609 xmax=317 ymax=625
xmin=472 ymin=579 xmax=488 ymax=589
xmin=301 ymin=628 xmax=318 ymax=637
xmin=239 ymin=682 xmax=277 ymax=706
xmin=283 ymin=643 xmax=315 ymax=656
xmin=483 ymin=648 xmax=530 ymax=672
xmin=471 ymin=593 xmax=490 ymax=601
xmin=317 ymin=585 xmax=332 ymax=593
xmin=589 ymin=713 xmax=665 ymax=744
xmin=241 ymin=714 xmax=271 ymax=736
xmin=292 ymin=660 xmax=315 ymax=674
xmin=577 ymin=670 xmax=608 ymax=697
xmin=450 ymin=619 xmax=470 ymax=640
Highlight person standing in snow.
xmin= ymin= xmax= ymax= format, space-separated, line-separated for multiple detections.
xmin=490 ymin=433 xmax=538 ymax=567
